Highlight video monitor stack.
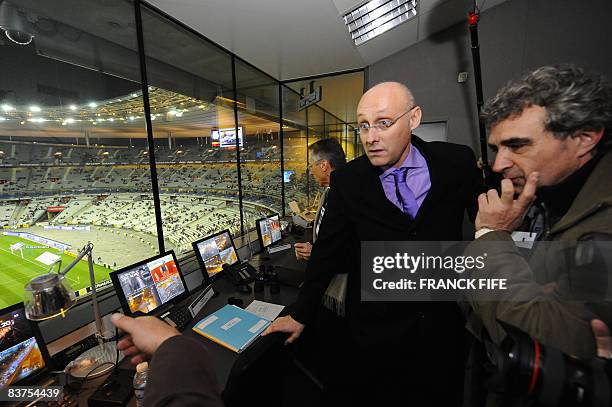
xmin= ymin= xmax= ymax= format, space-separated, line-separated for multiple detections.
xmin=193 ymin=230 xmax=239 ymax=282
xmin=0 ymin=304 xmax=48 ymax=388
xmin=110 ymin=252 xmax=189 ymax=316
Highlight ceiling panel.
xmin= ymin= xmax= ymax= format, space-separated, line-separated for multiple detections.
xmin=150 ymin=1 xmax=509 ymax=80
xmin=357 ymin=17 xmax=419 ymax=64
xmin=148 ymin=0 xmax=365 ymax=80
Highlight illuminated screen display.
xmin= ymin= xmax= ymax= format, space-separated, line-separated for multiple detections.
xmin=0 ymin=306 xmax=46 ymax=389
xmin=211 ymin=127 xmax=244 ymax=148
xmin=115 ymin=253 xmax=186 ymax=314
xmin=283 ymin=170 xmax=295 ymax=183
xmin=257 ymin=214 xmax=281 ymax=248
xmin=194 ymin=230 xmax=239 ymax=279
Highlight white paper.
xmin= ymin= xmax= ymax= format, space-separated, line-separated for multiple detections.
xmin=511 ymin=231 xmax=538 ymax=249
xmin=245 ymin=300 xmax=285 ymax=321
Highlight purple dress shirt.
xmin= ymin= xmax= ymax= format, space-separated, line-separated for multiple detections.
xmin=379 ymin=143 xmax=431 ymax=218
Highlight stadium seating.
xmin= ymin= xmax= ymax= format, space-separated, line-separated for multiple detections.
xmin=0 ymin=138 xmax=313 ymax=256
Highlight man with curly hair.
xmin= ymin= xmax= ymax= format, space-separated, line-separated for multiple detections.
xmin=464 ymin=64 xmax=612 ymax=405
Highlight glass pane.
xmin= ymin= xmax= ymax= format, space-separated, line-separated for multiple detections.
xmin=281 ymin=87 xmax=308 ymax=215
xmin=325 ymin=112 xmax=343 ymax=146
xmin=234 ymin=61 xmax=282 ymax=232
xmin=306 ymin=105 xmax=325 ymax=204
xmin=140 ymin=5 xmax=239 ymax=257
xmin=0 ymin=0 xmax=158 ymax=308
xmin=284 ymin=71 xmax=364 ymax=162
xmin=347 ymin=124 xmax=361 ymax=160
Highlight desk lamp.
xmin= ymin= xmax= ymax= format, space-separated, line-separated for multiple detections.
xmin=24 ymin=242 xmax=116 ymax=378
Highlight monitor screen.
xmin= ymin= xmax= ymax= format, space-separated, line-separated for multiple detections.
xmin=283 ymin=170 xmax=295 ymax=183
xmin=111 ymin=252 xmax=187 ymax=315
xmin=211 ymin=127 xmax=243 ymax=149
xmin=256 ymin=214 xmax=281 ymax=248
xmin=193 ymin=230 xmax=239 ymax=280
xmin=0 ymin=305 xmax=47 ymax=388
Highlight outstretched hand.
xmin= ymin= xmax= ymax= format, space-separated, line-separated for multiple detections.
xmin=111 ymin=313 xmax=180 ymax=365
xmin=592 ymin=319 xmax=612 ymax=359
xmin=261 ymin=315 xmax=305 ymax=345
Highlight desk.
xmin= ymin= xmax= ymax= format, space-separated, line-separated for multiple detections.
xmin=19 ymin=234 xmax=306 ymax=406
xmin=183 ymin=235 xmax=306 ymax=391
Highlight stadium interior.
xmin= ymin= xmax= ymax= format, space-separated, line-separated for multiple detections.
xmin=0 ymin=0 xmax=366 ymax=310
xmin=2 ymin=0 xmax=610 ymax=403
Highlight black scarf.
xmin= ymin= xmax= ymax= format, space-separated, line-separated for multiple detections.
xmin=537 ymin=152 xmax=603 ymax=227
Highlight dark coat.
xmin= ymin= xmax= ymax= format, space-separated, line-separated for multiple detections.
xmin=291 ymin=135 xmax=482 ymax=405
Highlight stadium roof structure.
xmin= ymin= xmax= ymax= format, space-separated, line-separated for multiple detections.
xmin=0 ymin=87 xmax=304 ymax=140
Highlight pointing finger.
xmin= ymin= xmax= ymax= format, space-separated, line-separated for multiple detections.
xmin=478 ymin=193 xmax=488 ymax=209
xmin=517 ymin=172 xmax=538 ymax=209
xmin=500 ymin=179 xmax=514 ymax=205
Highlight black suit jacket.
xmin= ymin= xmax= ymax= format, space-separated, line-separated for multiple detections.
xmin=290 ymin=135 xmax=481 ymax=402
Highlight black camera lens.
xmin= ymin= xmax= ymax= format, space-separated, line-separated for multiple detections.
xmin=496 ymin=321 xmax=611 ymax=407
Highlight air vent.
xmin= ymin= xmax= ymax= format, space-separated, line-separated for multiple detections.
xmin=343 ymin=0 xmax=417 ymax=46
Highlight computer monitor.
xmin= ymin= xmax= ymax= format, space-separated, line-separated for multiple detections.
xmin=0 ymin=303 xmax=49 ymax=388
xmin=283 ymin=170 xmax=295 ymax=183
xmin=110 ymin=251 xmax=189 ymax=316
xmin=255 ymin=214 xmax=282 ymax=250
xmin=192 ymin=229 xmax=240 ymax=284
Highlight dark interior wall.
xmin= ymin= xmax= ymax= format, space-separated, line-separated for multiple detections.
xmin=367 ymin=0 xmax=612 ymax=154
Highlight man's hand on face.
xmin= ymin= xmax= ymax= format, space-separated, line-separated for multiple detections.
xmin=476 ymin=172 xmax=539 ymax=232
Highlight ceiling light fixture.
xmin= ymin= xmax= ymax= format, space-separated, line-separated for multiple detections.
xmin=343 ymin=0 xmax=417 ymax=46
xmin=0 ymin=1 xmax=34 ymax=46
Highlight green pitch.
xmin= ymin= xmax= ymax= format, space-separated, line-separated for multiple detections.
xmin=0 ymin=233 xmax=112 ymax=309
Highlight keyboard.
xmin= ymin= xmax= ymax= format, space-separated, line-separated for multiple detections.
xmin=268 ymin=243 xmax=292 ymax=254
xmin=23 ymin=387 xmax=77 ymax=407
xmin=167 ymin=307 xmax=192 ymax=331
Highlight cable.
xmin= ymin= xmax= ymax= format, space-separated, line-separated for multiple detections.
xmin=83 ymin=362 xmax=116 ymax=382
xmin=71 ymin=327 xmax=121 ymax=396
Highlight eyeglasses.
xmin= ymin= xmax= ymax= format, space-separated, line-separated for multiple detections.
xmin=357 ymin=106 xmax=416 ymax=134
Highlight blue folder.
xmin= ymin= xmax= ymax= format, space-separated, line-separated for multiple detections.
xmin=192 ymin=304 xmax=271 ymax=353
